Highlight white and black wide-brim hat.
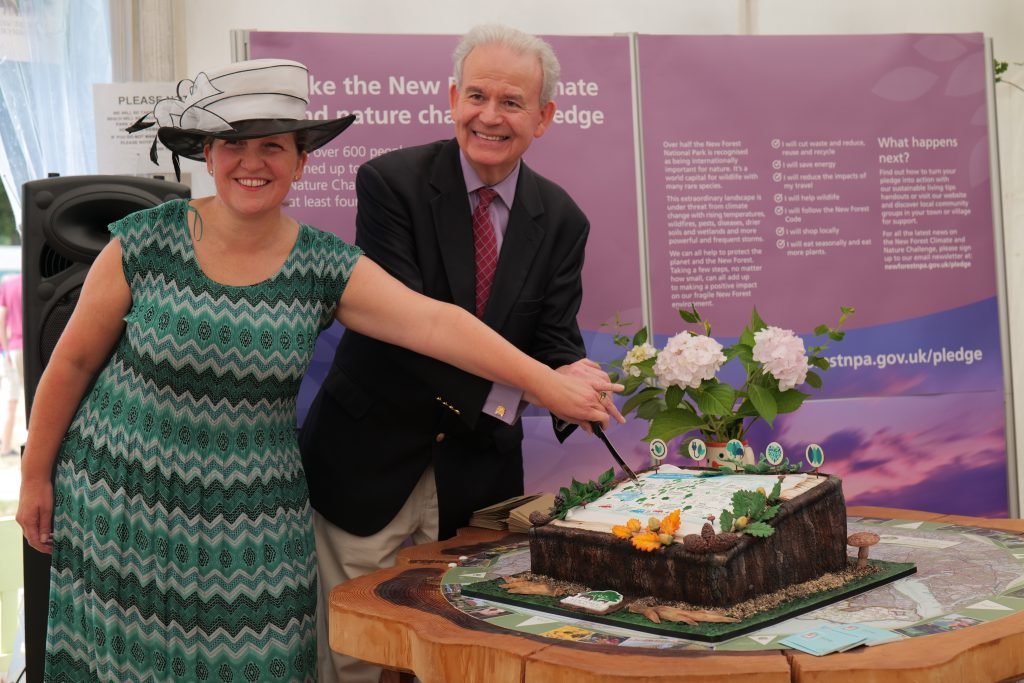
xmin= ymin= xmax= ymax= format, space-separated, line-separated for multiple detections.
xmin=128 ymin=59 xmax=355 ymax=175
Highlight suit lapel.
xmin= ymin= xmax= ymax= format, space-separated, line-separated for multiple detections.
xmin=430 ymin=141 xmax=476 ymax=314
xmin=484 ymin=164 xmax=544 ymax=330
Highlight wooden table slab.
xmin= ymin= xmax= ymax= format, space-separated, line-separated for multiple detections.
xmin=329 ymin=506 xmax=1024 ymax=683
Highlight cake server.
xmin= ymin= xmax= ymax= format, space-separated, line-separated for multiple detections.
xmin=591 ymin=423 xmax=641 ymax=485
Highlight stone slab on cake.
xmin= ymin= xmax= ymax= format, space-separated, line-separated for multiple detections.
xmin=529 ymin=469 xmax=848 ymax=607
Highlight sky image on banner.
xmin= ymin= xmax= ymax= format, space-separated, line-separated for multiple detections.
xmin=249 ymin=31 xmax=644 ymax=486
xmin=637 ymin=33 xmax=1006 ymax=516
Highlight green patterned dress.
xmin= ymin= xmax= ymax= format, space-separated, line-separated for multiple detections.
xmin=45 ymin=199 xmax=361 ymax=682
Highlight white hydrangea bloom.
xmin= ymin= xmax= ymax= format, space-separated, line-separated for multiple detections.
xmin=752 ymin=326 xmax=809 ymax=391
xmin=622 ymin=342 xmax=658 ymax=377
xmin=652 ymin=333 xmax=726 ymax=389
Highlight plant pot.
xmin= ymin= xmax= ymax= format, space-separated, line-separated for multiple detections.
xmin=706 ymin=440 xmax=755 ymax=470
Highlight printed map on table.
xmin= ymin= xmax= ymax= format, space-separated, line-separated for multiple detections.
xmin=442 ymin=516 xmax=1024 ymax=652
xmin=561 ymin=466 xmax=819 ymax=533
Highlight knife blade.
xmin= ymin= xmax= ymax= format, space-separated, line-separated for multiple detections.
xmin=591 ymin=422 xmax=641 ymax=485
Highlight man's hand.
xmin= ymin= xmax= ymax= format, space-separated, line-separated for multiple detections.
xmin=553 ymin=359 xmax=627 ymax=433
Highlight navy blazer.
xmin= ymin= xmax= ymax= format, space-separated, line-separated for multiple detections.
xmin=300 ymin=139 xmax=589 ymax=539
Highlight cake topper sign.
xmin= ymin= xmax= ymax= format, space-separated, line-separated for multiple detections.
xmin=686 ymin=438 xmax=706 ymax=462
xmin=806 ymin=444 xmax=825 ymax=471
xmin=765 ymin=441 xmax=784 ymax=466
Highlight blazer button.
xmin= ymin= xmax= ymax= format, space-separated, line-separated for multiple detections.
xmin=435 ymin=433 xmax=445 ymax=443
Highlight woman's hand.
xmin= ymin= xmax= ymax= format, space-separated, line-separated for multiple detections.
xmin=17 ymin=476 xmax=54 ymax=554
xmin=525 ymin=366 xmax=624 ymax=432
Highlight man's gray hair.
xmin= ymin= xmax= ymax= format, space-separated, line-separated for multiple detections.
xmin=452 ymin=24 xmax=561 ymax=106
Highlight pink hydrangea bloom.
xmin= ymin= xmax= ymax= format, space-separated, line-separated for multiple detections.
xmin=653 ymin=333 xmax=726 ymax=389
xmin=752 ymin=326 xmax=809 ymax=391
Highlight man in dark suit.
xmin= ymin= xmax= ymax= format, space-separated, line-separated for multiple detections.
xmin=300 ymin=24 xmax=622 ymax=682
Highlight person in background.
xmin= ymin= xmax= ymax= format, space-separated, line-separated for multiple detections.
xmin=299 ymin=24 xmax=624 ymax=683
xmin=0 ymin=272 xmax=23 ymax=456
xmin=16 ymin=58 xmax=618 ymax=682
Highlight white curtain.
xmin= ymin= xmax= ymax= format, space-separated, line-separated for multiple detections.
xmin=0 ymin=0 xmax=112 ymax=233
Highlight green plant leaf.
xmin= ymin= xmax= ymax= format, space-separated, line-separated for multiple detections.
xmin=809 ymin=356 xmax=830 ymax=370
xmin=645 ymin=407 xmax=706 ymax=442
xmin=665 ymin=384 xmax=684 ymax=410
xmin=735 ymin=399 xmax=760 ymax=418
xmin=747 ymin=384 xmax=778 ymax=425
xmin=623 ymin=374 xmax=646 ymax=395
xmin=769 ymin=480 xmax=782 ymax=501
xmin=749 ymin=490 xmax=768 ymax=517
xmin=694 ymin=383 xmax=736 ymax=417
xmin=813 ymin=324 xmax=829 ymax=336
xmin=805 ymin=371 xmax=822 ymax=389
xmin=719 ymin=509 xmax=734 ymax=533
xmin=598 ymin=468 xmax=615 ymax=485
xmin=750 ymin=307 xmax=767 ymax=332
xmin=760 ymin=503 xmax=780 ymax=521
xmin=828 ymin=330 xmax=845 ymax=342
xmin=679 ymin=305 xmax=702 ymax=324
xmin=739 ymin=326 xmax=755 ymax=347
xmin=621 ymin=387 xmax=662 ymax=416
xmin=732 ymin=490 xmax=756 ymax=517
xmin=775 ymin=389 xmax=809 ymax=414
xmin=744 ymin=521 xmax=775 ymax=537
xmin=637 ymin=399 xmax=668 ymax=421
xmin=633 ymin=328 xmax=648 ymax=346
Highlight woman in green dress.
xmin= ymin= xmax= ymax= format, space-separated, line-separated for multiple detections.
xmin=16 ymin=59 xmax=619 ymax=682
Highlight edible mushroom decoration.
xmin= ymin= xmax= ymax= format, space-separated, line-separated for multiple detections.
xmin=847 ymin=531 xmax=880 ymax=570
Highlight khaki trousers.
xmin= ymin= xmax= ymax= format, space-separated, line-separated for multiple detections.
xmin=314 ymin=466 xmax=439 ymax=683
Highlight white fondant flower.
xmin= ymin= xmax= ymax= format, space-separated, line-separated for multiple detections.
xmin=622 ymin=342 xmax=658 ymax=377
xmin=652 ymin=333 xmax=726 ymax=390
xmin=752 ymin=326 xmax=809 ymax=391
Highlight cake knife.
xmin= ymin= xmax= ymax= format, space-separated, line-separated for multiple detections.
xmin=591 ymin=423 xmax=641 ymax=485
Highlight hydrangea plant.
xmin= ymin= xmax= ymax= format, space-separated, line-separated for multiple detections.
xmin=607 ymin=306 xmax=854 ymax=447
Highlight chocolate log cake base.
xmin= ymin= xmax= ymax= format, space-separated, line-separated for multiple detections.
xmin=529 ymin=475 xmax=847 ymax=608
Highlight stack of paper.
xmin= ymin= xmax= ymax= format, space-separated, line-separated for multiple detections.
xmin=508 ymin=493 xmax=555 ymax=534
xmin=781 ymin=624 xmax=903 ymax=656
xmin=468 ymin=494 xmax=542 ymax=531
xmin=468 ymin=493 xmax=556 ymax=533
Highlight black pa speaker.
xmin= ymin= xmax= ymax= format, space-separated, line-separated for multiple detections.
xmin=22 ymin=174 xmax=190 ymax=411
xmin=19 ymin=174 xmax=189 ymax=683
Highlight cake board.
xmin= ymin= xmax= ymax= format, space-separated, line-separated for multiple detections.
xmin=462 ymin=558 xmax=916 ymax=643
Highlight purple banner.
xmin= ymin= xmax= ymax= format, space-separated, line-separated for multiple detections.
xmin=250 ymin=32 xmax=641 ymax=332
xmin=251 ymin=32 xmax=1008 ymax=518
xmin=636 ymin=33 xmax=1006 ymax=516
xmin=250 ymin=32 xmax=642 ymax=434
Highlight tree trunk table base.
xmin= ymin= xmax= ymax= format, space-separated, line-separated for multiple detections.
xmin=329 ymin=507 xmax=1024 ymax=683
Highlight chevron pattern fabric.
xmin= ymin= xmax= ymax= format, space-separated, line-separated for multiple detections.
xmin=45 ymin=200 xmax=362 ymax=682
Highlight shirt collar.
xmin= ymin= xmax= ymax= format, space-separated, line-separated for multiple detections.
xmin=459 ymin=151 xmax=519 ymax=208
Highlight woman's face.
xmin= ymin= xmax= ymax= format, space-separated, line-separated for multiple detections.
xmin=204 ymin=133 xmax=307 ymax=217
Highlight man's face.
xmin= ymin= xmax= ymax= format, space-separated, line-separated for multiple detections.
xmin=449 ymin=42 xmax=556 ymax=186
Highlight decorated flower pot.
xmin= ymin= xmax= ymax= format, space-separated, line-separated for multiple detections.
xmin=706 ymin=439 xmax=755 ymax=470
